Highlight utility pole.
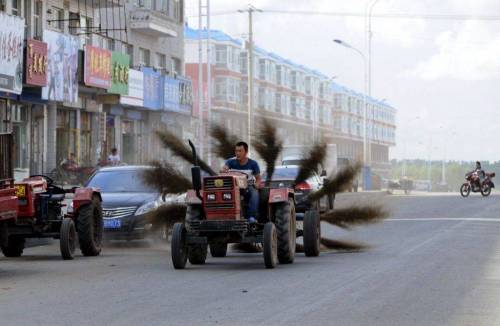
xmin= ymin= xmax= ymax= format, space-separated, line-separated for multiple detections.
xmin=206 ymin=0 xmax=212 ymax=166
xmin=238 ymin=5 xmax=262 ymax=146
xmin=197 ymin=0 xmax=204 ymax=159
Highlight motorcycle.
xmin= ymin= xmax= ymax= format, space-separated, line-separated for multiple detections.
xmin=460 ymin=171 xmax=495 ymax=197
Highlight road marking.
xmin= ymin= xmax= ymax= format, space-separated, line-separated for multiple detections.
xmin=388 ymin=217 xmax=500 ymax=222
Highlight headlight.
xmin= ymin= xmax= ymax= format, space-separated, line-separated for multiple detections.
xmin=67 ymin=201 xmax=74 ymax=214
xmin=206 ymin=193 xmax=216 ymax=201
xmin=135 ymin=197 xmax=162 ymax=216
xmin=223 ymin=193 xmax=232 ymax=201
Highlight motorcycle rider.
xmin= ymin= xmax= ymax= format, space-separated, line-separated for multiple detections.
xmin=473 ymin=161 xmax=485 ymax=188
xmin=221 ymin=141 xmax=262 ymax=224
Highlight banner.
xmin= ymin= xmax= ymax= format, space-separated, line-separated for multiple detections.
xmin=142 ymin=67 xmax=162 ymax=110
xmin=42 ymin=30 xmax=79 ymax=102
xmin=120 ymin=69 xmax=143 ymax=107
xmin=84 ymin=45 xmax=111 ymax=89
xmin=108 ymin=52 xmax=130 ymax=95
xmin=0 ymin=12 xmax=25 ymax=94
xmin=25 ymin=39 xmax=48 ymax=87
xmin=163 ymin=76 xmax=193 ymax=114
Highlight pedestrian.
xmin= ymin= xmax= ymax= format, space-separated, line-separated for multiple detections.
xmin=107 ymin=148 xmax=121 ymax=166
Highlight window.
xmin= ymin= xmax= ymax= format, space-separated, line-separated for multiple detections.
xmin=240 ymin=52 xmax=247 ymax=74
xmin=174 ymin=0 xmax=183 ymax=22
xmin=125 ymin=44 xmax=134 ymax=67
xmin=11 ymin=0 xmax=19 ymax=16
xmin=156 ymin=53 xmax=166 ymax=70
xmin=139 ymin=48 xmax=150 ymax=66
xmin=49 ymin=6 xmax=64 ymax=31
xmin=172 ymin=57 xmax=182 ymax=75
xmin=216 ymin=45 xmax=227 ymax=67
xmin=33 ymin=0 xmax=43 ymax=39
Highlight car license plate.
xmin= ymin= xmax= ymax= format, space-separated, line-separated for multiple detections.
xmin=104 ymin=219 xmax=121 ymax=229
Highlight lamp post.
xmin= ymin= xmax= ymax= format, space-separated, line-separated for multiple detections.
xmin=333 ymin=39 xmax=370 ymax=189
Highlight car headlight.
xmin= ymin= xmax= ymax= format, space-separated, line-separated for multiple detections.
xmin=135 ymin=197 xmax=162 ymax=216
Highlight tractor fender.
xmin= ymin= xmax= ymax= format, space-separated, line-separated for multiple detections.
xmin=268 ymin=188 xmax=294 ymax=204
xmin=73 ymin=187 xmax=102 ymax=212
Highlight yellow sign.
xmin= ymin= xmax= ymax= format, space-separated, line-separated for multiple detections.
xmin=15 ymin=185 xmax=26 ymax=198
xmin=214 ymin=179 xmax=224 ymax=188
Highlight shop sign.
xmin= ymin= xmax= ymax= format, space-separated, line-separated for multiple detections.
xmin=25 ymin=39 xmax=48 ymax=87
xmin=120 ymin=69 xmax=143 ymax=107
xmin=0 ymin=12 xmax=25 ymax=94
xmin=42 ymin=30 xmax=79 ymax=103
xmin=163 ymin=76 xmax=193 ymax=114
xmin=84 ymin=45 xmax=112 ymax=89
xmin=142 ymin=67 xmax=162 ymax=110
xmin=108 ymin=52 xmax=130 ymax=95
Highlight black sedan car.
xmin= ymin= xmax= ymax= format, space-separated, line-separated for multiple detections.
xmin=82 ymin=165 xmax=170 ymax=240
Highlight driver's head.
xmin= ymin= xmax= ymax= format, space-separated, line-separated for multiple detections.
xmin=235 ymin=141 xmax=248 ymax=161
xmin=70 ymin=153 xmax=75 ymax=159
xmin=476 ymin=161 xmax=481 ymax=168
xmin=111 ymin=148 xmax=117 ymax=155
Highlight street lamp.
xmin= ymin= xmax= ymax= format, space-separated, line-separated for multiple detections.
xmin=333 ymin=39 xmax=370 ymax=189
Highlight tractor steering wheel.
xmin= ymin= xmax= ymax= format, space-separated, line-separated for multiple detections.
xmin=227 ymin=169 xmax=250 ymax=179
xmin=29 ymin=174 xmax=55 ymax=186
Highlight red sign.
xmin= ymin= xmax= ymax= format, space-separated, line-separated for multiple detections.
xmin=25 ymin=39 xmax=48 ymax=87
xmin=84 ymin=45 xmax=111 ymax=89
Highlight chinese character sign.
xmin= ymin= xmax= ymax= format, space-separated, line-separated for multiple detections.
xmin=108 ymin=52 xmax=130 ymax=95
xmin=84 ymin=45 xmax=112 ymax=89
xmin=42 ymin=30 xmax=79 ymax=102
xmin=0 ymin=12 xmax=25 ymax=94
xmin=25 ymin=39 xmax=48 ymax=87
xmin=163 ymin=76 xmax=193 ymax=114
xmin=142 ymin=67 xmax=162 ymax=110
xmin=120 ymin=69 xmax=143 ymax=107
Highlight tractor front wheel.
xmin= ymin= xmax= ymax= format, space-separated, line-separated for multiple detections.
xmin=77 ymin=196 xmax=103 ymax=256
xmin=263 ymin=222 xmax=277 ymax=269
xmin=60 ymin=218 xmax=76 ymax=260
xmin=171 ymin=223 xmax=188 ymax=269
xmin=188 ymin=244 xmax=208 ymax=264
xmin=210 ymin=243 xmax=228 ymax=257
xmin=1 ymin=236 xmax=25 ymax=257
xmin=275 ymin=199 xmax=296 ymax=264
xmin=303 ymin=210 xmax=321 ymax=257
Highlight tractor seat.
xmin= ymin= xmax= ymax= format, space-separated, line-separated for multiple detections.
xmin=39 ymin=193 xmax=66 ymax=202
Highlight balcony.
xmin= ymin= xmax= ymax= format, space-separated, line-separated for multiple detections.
xmin=129 ymin=9 xmax=178 ymax=37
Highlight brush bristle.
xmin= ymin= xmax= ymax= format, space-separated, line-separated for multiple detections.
xmin=252 ymin=118 xmax=283 ymax=185
xmin=294 ymin=141 xmax=327 ymax=185
xmin=211 ymin=124 xmax=238 ymax=161
xmin=308 ymin=162 xmax=362 ymax=202
xmin=155 ymin=129 xmax=216 ymax=176
xmin=141 ymin=161 xmax=192 ymax=196
xmin=320 ymin=237 xmax=369 ymax=251
xmin=320 ymin=205 xmax=389 ymax=229
xmin=144 ymin=204 xmax=187 ymax=228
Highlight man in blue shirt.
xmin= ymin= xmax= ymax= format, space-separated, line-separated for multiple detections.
xmin=222 ymin=142 xmax=261 ymax=224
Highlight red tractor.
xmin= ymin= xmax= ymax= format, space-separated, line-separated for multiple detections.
xmin=0 ymin=133 xmax=104 ymax=260
xmin=170 ymin=141 xmax=321 ymax=269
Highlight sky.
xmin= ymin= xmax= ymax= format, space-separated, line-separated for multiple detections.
xmin=185 ymin=0 xmax=500 ymax=162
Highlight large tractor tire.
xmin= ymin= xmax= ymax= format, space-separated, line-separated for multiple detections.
xmin=210 ymin=243 xmax=228 ymax=257
xmin=60 ymin=218 xmax=76 ymax=260
xmin=1 ymin=236 xmax=25 ymax=257
xmin=171 ymin=222 xmax=188 ymax=269
xmin=275 ymin=199 xmax=296 ymax=264
xmin=263 ymin=222 xmax=277 ymax=269
xmin=76 ymin=196 xmax=103 ymax=256
xmin=303 ymin=210 xmax=321 ymax=257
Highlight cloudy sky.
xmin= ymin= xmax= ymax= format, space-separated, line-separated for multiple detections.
xmin=185 ymin=0 xmax=500 ymax=162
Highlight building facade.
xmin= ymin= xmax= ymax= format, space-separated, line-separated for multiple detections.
xmin=0 ymin=0 xmax=190 ymax=180
xmin=184 ymin=26 xmax=396 ymax=178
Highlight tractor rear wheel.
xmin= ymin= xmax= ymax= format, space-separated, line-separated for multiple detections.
xmin=210 ymin=243 xmax=228 ymax=257
xmin=77 ymin=196 xmax=103 ymax=257
xmin=188 ymin=244 xmax=208 ymax=264
xmin=1 ymin=236 xmax=25 ymax=257
xmin=171 ymin=222 xmax=188 ymax=269
xmin=263 ymin=222 xmax=277 ymax=269
xmin=275 ymin=199 xmax=296 ymax=264
xmin=303 ymin=210 xmax=321 ymax=257
xmin=60 ymin=218 xmax=76 ymax=260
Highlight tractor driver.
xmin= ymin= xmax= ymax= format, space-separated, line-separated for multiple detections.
xmin=221 ymin=141 xmax=261 ymax=224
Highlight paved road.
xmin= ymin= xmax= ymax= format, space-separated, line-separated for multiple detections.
xmin=1 ymin=193 xmax=500 ymax=326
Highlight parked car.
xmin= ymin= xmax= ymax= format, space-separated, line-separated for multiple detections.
xmin=83 ymin=165 xmax=171 ymax=241
xmin=262 ymin=165 xmax=329 ymax=214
